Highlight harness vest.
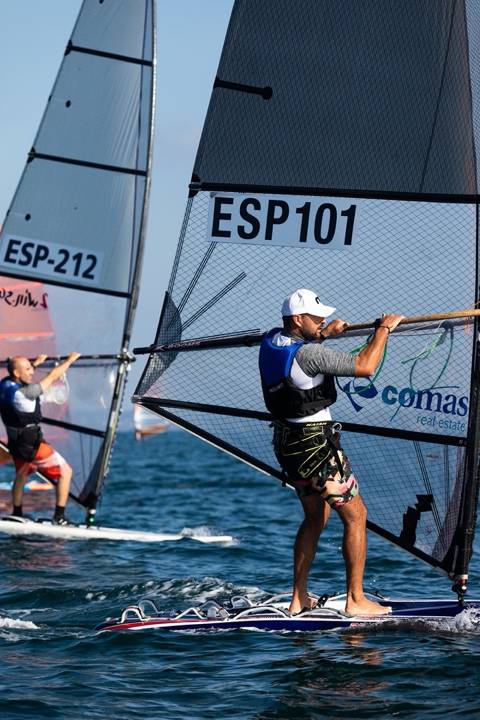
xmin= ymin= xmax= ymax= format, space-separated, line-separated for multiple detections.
xmin=0 ymin=377 xmax=43 ymax=461
xmin=258 ymin=328 xmax=337 ymax=419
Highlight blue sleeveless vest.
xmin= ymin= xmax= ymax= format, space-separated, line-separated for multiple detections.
xmin=258 ymin=329 xmax=336 ymax=419
xmin=0 ymin=377 xmax=43 ymax=460
xmin=0 ymin=377 xmax=42 ymax=428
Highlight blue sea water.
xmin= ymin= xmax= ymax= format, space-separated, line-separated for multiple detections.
xmin=0 ymin=429 xmax=479 ymax=720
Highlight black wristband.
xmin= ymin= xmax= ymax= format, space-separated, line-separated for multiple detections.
xmin=374 ymin=318 xmax=390 ymax=334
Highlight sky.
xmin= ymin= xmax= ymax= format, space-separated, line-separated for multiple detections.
xmin=0 ymin=0 xmax=234 ymax=408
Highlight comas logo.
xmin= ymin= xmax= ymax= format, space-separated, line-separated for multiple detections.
xmin=339 ymin=379 xmax=468 ymax=418
xmin=380 ymin=385 xmax=468 ymax=416
xmin=337 ymin=320 xmax=470 ymax=423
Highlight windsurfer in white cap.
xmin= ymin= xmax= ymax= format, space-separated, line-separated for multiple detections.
xmin=259 ymin=288 xmax=403 ymax=615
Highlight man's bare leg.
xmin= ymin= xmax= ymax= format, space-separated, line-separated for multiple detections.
xmin=289 ymin=494 xmax=330 ymax=613
xmin=56 ymin=464 xmax=72 ymax=507
xmin=12 ymin=467 xmax=29 ymax=512
xmin=337 ymin=494 xmax=390 ymax=615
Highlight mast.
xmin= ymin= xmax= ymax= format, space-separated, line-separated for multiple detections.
xmin=449 ymin=209 xmax=480 ymax=596
xmin=86 ymin=0 xmax=157 ymax=518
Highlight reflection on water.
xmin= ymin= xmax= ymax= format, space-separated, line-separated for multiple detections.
xmin=1 ymin=537 xmax=72 ymax=572
xmin=341 ymin=632 xmax=383 ymax=665
xmin=253 ymin=634 xmax=389 ymax=719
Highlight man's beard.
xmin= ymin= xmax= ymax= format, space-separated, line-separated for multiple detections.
xmin=303 ymin=328 xmax=322 ymax=342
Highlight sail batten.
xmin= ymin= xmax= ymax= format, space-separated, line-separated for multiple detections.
xmin=28 ymin=152 xmax=148 ymax=177
xmin=40 ymin=417 xmax=106 ymax=439
xmin=129 ymin=396 xmax=469 ymax=448
xmin=191 ymin=181 xmax=480 ymax=205
xmin=0 ymin=271 xmax=133 ymax=298
xmin=67 ymin=42 xmax=154 ymax=67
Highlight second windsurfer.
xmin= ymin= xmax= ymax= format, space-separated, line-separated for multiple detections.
xmin=0 ymin=352 xmax=81 ymax=524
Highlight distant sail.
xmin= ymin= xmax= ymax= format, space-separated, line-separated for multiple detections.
xmin=134 ymin=1 xmax=480 ymax=592
xmin=134 ymin=404 xmax=168 ymax=441
xmin=0 ymin=0 xmax=156 ymax=515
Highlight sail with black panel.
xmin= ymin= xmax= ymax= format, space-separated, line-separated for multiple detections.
xmin=134 ymin=0 xmax=480 ymax=593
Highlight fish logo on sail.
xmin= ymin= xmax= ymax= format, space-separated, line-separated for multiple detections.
xmin=337 ymin=378 xmax=379 ymax=413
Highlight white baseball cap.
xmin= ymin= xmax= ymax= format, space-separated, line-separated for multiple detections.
xmin=281 ymin=288 xmax=336 ymax=318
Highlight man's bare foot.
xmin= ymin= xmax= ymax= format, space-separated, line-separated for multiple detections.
xmin=345 ymin=596 xmax=391 ymax=616
xmin=289 ymin=593 xmax=318 ymax=614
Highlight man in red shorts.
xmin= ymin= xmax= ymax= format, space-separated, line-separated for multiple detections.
xmin=0 ymin=352 xmax=81 ymax=524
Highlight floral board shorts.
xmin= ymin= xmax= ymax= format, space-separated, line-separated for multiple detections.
xmin=273 ymin=420 xmax=359 ymax=509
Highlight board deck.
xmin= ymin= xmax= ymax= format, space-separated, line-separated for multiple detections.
xmin=95 ymin=593 xmax=480 ymax=633
xmin=0 ymin=516 xmax=233 ymax=544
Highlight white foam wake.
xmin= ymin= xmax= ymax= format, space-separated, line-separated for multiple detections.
xmin=428 ymin=606 xmax=480 ymax=633
xmin=364 ymin=606 xmax=480 ymax=635
xmin=180 ymin=526 xmax=238 ymax=545
xmin=0 ymin=616 xmax=39 ymax=630
xmin=154 ymin=576 xmax=265 ymax=605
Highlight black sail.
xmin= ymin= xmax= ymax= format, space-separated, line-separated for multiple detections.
xmin=135 ymin=0 xmax=480 ymax=591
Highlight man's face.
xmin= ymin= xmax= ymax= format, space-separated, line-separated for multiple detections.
xmin=296 ymin=313 xmax=326 ymax=341
xmin=13 ymin=358 xmax=34 ymax=384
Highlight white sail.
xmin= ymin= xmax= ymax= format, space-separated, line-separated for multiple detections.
xmin=134 ymin=404 xmax=168 ymax=440
xmin=0 ymin=0 xmax=156 ymax=516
